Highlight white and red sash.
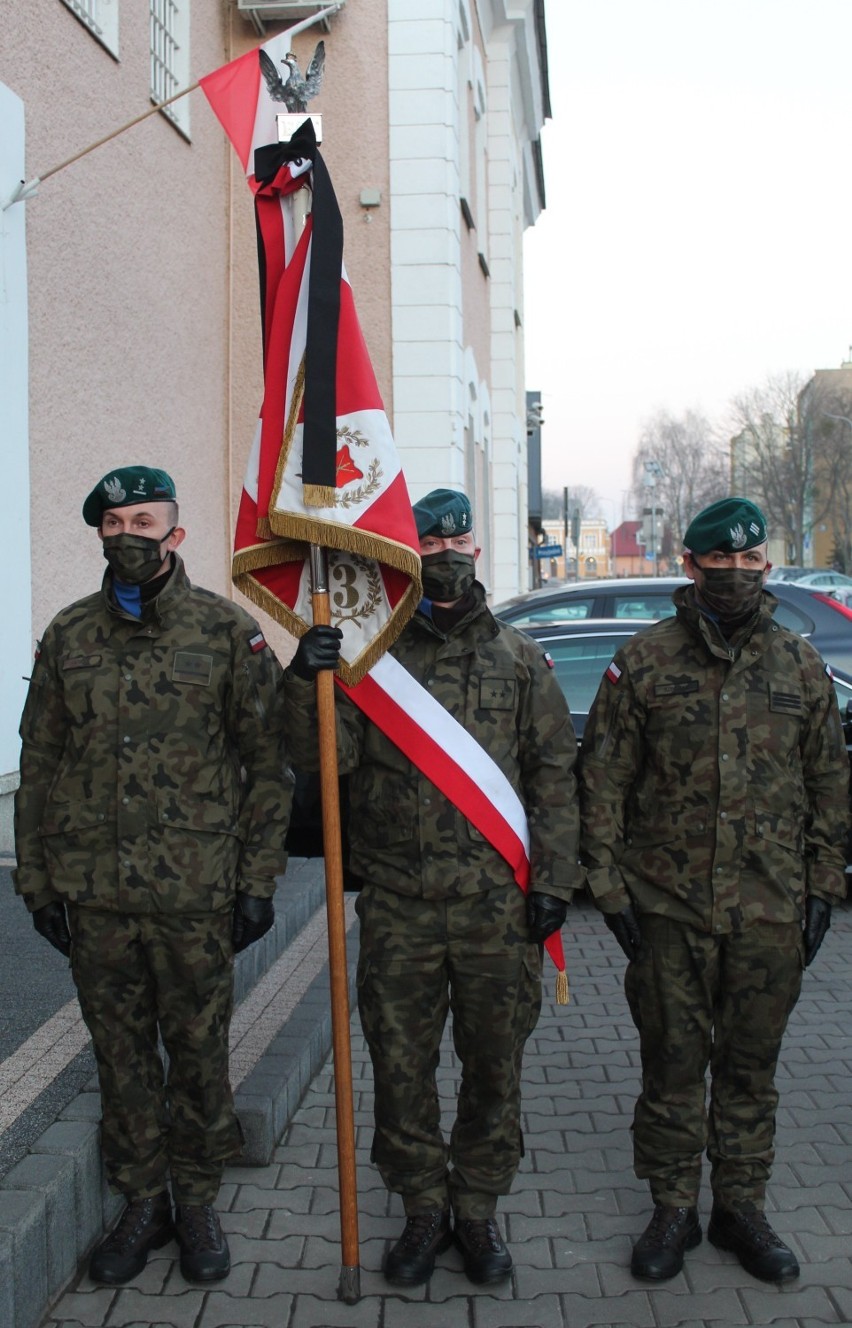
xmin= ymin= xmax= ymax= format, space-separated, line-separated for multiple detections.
xmin=338 ymin=655 xmax=569 ymax=1001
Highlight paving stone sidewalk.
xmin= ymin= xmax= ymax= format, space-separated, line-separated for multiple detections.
xmin=43 ymin=895 xmax=852 ymax=1328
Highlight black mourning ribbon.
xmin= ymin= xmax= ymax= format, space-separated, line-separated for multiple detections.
xmin=255 ymin=120 xmax=342 ymax=492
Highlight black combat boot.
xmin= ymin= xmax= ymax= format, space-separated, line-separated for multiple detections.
xmin=88 ymin=1192 xmax=173 ymax=1284
xmin=383 ymin=1210 xmax=452 ymax=1285
xmin=454 ymin=1216 xmax=513 ymax=1284
xmin=708 ymin=1205 xmax=799 ymax=1282
xmin=174 ymin=1203 xmax=231 ymax=1282
xmin=631 ymin=1204 xmax=701 ymax=1280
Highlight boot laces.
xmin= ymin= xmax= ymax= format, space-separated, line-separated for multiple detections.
xmin=457 ymin=1217 xmax=502 ymax=1253
xmin=179 ymin=1204 xmax=222 ymax=1251
xmin=103 ymin=1197 xmax=161 ymax=1253
xmin=648 ymin=1205 xmax=692 ymax=1247
xmin=737 ymin=1210 xmax=785 ymax=1250
xmin=399 ymin=1212 xmax=444 ymax=1251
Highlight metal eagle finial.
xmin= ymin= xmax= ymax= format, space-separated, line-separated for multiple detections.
xmin=259 ymin=40 xmax=326 ymax=113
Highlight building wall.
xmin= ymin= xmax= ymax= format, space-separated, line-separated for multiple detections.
xmin=0 ymin=1 xmax=233 ymax=847
xmin=0 ymin=83 xmax=31 ymax=849
xmin=1 ymin=2 xmax=233 ymax=632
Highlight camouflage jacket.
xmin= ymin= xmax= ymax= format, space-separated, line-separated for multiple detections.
xmin=283 ymin=583 xmax=580 ymax=901
xmin=580 ymin=585 xmax=848 ymax=932
xmin=14 ymin=557 xmax=292 ymax=915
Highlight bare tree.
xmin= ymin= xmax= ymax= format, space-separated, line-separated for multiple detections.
xmin=541 ymin=485 xmax=599 ymax=523
xmin=630 ymin=409 xmax=728 ymax=553
xmin=728 ymin=371 xmax=835 ymax=565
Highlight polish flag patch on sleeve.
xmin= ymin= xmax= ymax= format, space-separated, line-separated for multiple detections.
xmin=606 ymin=660 xmax=622 ymax=684
xmin=248 ymin=631 xmax=267 ymax=653
xmin=542 ymin=651 xmax=555 ymax=670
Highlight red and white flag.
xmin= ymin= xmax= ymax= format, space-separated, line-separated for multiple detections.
xmin=201 ymin=64 xmax=421 ymax=683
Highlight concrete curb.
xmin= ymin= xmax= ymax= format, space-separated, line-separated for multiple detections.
xmin=236 ymin=952 xmax=358 ymax=1165
xmin=0 ymin=861 xmax=346 ymax=1328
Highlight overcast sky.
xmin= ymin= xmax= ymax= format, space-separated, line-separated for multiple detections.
xmin=524 ymin=0 xmax=852 ymax=524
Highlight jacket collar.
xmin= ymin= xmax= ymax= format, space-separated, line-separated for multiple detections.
xmin=103 ymin=553 xmax=190 ymax=622
xmin=673 ymin=582 xmax=778 ymax=660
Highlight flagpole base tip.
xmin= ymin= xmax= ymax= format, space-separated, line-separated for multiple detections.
xmin=338 ymin=1265 xmax=361 ymax=1303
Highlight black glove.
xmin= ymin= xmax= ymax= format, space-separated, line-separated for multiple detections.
xmin=604 ymin=904 xmax=642 ymax=963
xmin=803 ymin=896 xmax=831 ymax=967
xmin=290 ymin=625 xmax=343 ymax=680
xmin=232 ymin=892 xmax=275 ymax=954
xmin=526 ymin=892 xmax=568 ymax=943
xmin=32 ymin=901 xmax=71 ymax=958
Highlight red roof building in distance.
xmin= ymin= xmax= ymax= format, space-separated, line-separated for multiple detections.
xmin=610 ymin=520 xmax=649 ymax=577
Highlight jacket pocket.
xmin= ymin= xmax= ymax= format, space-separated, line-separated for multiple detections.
xmin=156 ymin=790 xmax=240 ymax=836
xmin=749 ymin=807 xmax=803 ymax=855
xmin=40 ymin=797 xmax=114 ymax=837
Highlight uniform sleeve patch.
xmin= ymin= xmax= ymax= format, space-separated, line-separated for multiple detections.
xmin=249 ymin=632 xmax=267 ymax=653
xmin=825 ymin=662 xmax=834 ymax=680
xmin=606 ymin=661 xmax=622 ymax=684
xmin=543 ymin=650 xmax=555 ymax=670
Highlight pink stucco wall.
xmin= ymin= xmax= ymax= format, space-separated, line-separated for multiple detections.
xmin=2 ymin=2 xmax=236 ymax=634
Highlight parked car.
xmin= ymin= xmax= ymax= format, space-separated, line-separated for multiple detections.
xmin=766 ymin=566 xmax=807 ymax=581
xmin=791 ymin=570 xmax=852 ymax=590
xmin=493 ymin=576 xmax=852 ymax=673
xmin=519 ymin=619 xmax=653 ymax=741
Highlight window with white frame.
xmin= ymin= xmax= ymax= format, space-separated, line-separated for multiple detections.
xmin=60 ymin=0 xmax=119 ymax=59
xmin=150 ymin=0 xmax=190 ymax=138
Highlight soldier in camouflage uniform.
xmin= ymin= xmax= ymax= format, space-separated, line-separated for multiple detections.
xmin=284 ymin=489 xmax=580 ymax=1286
xmin=580 ymin=497 xmax=847 ymax=1284
xmin=13 ymin=466 xmax=291 ymax=1286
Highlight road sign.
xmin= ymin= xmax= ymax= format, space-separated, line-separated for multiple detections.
xmin=535 ymin=543 xmax=563 ymax=558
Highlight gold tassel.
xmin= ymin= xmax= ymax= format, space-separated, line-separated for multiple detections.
xmin=555 ymin=970 xmax=570 ymax=1005
xmin=302 ymin=482 xmax=338 ymax=508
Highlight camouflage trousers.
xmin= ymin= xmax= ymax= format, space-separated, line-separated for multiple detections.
xmin=355 ymin=883 xmax=542 ymax=1219
xmin=68 ymin=907 xmax=243 ymax=1204
xmin=624 ymin=914 xmax=804 ymax=1210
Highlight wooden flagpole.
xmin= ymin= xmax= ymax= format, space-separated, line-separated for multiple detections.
xmin=309 ymin=546 xmax=361 ymax=1304
xmin=290 ymin=173 xmax=359 ymax=1301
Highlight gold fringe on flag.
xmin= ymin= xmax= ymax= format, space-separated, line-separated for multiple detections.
xmin=555 ymin=969 xmax=570 ymax=1005
xmin=303 ymin=483 xmax=338 ymax=508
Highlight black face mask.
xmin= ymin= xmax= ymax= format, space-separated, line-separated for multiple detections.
xmin=695 ymin=565 xmax=765 ymax=625
xmin=421 ymin=550 xmax=476 ymax=602
xmin=102 ymin=529 xmax=174 ymax=585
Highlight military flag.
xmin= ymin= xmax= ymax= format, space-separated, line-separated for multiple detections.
xmin=201 ymin=58 xmax=421 ymax=685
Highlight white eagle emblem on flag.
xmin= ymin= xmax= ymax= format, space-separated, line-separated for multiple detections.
xmin=729 ymin=522 xmax=747 ymax=549
xmin=103 ymin=476 xmax=126 ymax=505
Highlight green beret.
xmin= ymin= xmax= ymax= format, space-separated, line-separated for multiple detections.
xmin=683 ymin=497 xmax=768 ymax=554
xmin=412 ymin=488 xmax=473 ymax=539
xmin=82 ymin=466 xmax=177 ymax=526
